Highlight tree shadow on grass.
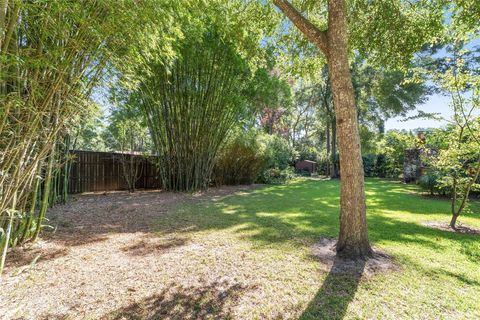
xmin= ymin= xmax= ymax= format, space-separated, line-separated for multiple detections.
xmin=299 ymin=258 xmax=366 ymax=320
xmin=103 ymin=280 xmax=256 ymax=320
xmin=156 ymin=179 xmax=479 ymax=253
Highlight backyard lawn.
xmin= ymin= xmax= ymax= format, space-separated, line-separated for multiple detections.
xmin=2 ymin=178 xmax=480 ymax=319
xmin=154 ymin=178 xmax=480 ymax=319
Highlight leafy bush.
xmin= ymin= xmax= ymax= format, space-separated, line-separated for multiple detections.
xmin=212 ymin=131 xmax=266 ymax=186
xmin=295 ymin=169 xmax=311 ymax=177
xmin=315 ymin=153 xmax=329 ymax=176
xmin=256 ymin=134 xmax=297 ymax=184
xmin=213 ymin=132 xmax=297 ymax=186
xmin=377 ymin=130 xmax=416 ymax=178
xmin=417 ymin=171 xmax=440 ymax=195
xmin=362 ymin=154 xmax=377 ymax=177
xmin=262 ymin=167 xmax=295 ymax=184
xmin=259 ymin=134 xmax=296 ymax=170
xmin=296 ymin=143 xmax=318 ymax=162
xmin=361 ymin=154 xmax=387 ymax=178
xmin=375 ymin=154 xmax=387 ymax=178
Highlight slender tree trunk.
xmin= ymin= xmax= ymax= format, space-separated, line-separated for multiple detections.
xmin=450 ymin=214 xmax=459 ymax=229
xmin=32 ymin=150 xmax=55 ymax=242
xmin=450 ymin=156 xmax=480 ymax=229
xmin=20 ymin=166 xmax=41 ymax=243
xmin=0 ymin=193 xmax=16 ymax=277
xmin=274 ymin=0 xmax=372 ymax=259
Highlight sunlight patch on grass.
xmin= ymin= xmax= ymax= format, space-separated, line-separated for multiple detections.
xmin=155 ymin=178 xmax=480 ymax=319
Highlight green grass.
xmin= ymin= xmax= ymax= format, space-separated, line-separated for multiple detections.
xmin=154 ymin=178 xmax=480 ymax=319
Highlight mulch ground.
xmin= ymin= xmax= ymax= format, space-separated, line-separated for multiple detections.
xmin=1 ymin=185 xmax=261 ymax=320
xmin=310 ymin=238 xmax=398 ymax=277
xmin=422 ymin=221 xmax=480 ymax=236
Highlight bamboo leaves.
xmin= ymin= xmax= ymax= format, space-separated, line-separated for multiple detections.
xmin=137 ymin=31 xmax=250 ymax=191
xmin=0 ymin=0 xmax=151 ymax=274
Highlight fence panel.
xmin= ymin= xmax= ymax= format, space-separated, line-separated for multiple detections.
xmin=68 ymin=150 xmax=161 ymax=193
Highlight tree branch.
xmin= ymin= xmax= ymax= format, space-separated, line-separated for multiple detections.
xmin=273 ymin=0 xmax=328 ymax=54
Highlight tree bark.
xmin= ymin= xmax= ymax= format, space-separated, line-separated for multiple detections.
xmin=274 ymin=0 xmax=372 ymax=258
xmin=330 ymin=119 xmax=337 ymax=178
xmin=326 ymin=122 xmax=331 ymax=176
xmin=327 ymin=0 xmax=371 ymax=258
xmin=450 ymin=214 xmax=459 ymax=229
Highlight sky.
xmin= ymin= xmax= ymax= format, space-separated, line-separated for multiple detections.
xmin=384 ymin=93 xmax=452 ymax=131
xmin=385 ymin=38 xmax=480 ymax=132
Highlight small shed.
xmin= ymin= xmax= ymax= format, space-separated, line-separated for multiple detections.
xmin=295 ymin=160 xmax=317 ymax=174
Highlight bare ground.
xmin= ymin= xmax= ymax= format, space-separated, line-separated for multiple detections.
xmin=1 ymin=186 xmax=270 ymax=320
xmin=422 ymin=221 xmax=480 ymax=236
xmin=310 ymin=238 xmax=398 ymax=277
xmin=1 ymin=184 xmax=392 ymax=320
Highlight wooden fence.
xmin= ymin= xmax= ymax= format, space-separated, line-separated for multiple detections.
xmin=68 ymin=150 xmax=161 ymax=193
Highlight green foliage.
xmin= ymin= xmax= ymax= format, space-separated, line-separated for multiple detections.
xmin=349 ymin=0 xmax=444 ymax=69
xmin=297 ymin=143 xmax=319 ymax=162
xmin=105 ymin=91 xmax=151 ymax=154
xmin=0 ymin=0 xmax=149 ymax=268
xmin=418 ymin=170 xmax=441 ymax=195
xmin=247 ymin=68 xmax=293 ymax=114
xmin=362 ymin=154 xmax=379 ymax=178
xmin=212 ymin=131 xmax=267 ymax=186
xmin=136 ymin=28 xmax=252 ymax=191
xmin=415 ymin=36 xmax=480 ymax=224
xmin=260 ymin=134 xmax=297 ymax=171
xmin=73 ymin=103 xmax=107 ymax=151
xmin=377 ymin=130 xmax=416 ymax=178
xmin=430 ymin=121 xmax=480 ymax=197
xmin=352 ymin=56 xmax=430 ymax=132
xmin=261 ymin=167 xmax=295 ymax=185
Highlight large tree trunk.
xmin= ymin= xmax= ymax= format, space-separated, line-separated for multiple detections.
xmin=274 ymin=0 xmax=372 ymax=259
xmin=326 ymin=0 xmax=371 ymax=258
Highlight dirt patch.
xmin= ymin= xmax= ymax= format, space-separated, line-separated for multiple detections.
xmin=423 ymin=221 xmax=480 ymax=236
xmin=120 ymin=235 xmax=189 ymax=257
xmin=311 ymin=238 xmax=398 ymax=277
xmin=1 ymin=185 xmax=263 ymax=320
xmin=105 ymin=279 xmax=257 ymax=320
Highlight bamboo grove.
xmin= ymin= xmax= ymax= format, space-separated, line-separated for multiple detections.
xmin=137 ymin=31 xmax=250 ymax=191
xmin=0 ymin=0 xmax=275 ymax=274
xmin=0 ymin=0 xmax=140 ymax=275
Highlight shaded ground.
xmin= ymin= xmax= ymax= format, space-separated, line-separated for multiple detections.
xmin=423 ymin=221 xmax=480 ymax=235
xmin=1 ymin=185 xmax=261 ymax=320
xmin=2 ymin=178 xmax=480 ymax=319
xmin=310 ymin=238 xmax=398 ymax=276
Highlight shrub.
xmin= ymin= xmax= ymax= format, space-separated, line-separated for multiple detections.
xmin=362 ymin=154 xmax=377 ymax=177
xmin=212 ymin=132 xmax=266 ymax=186
xmin=315 ymin=154 xmax=329 ymax=176
xmin=259 ymin=134 xmax=296 ymax=170
xmin=295 ymin=168 xmax=311 ymax=177
xmin=417 ymin=171 xmax=440 ymax=195
xmin=297 ymin=144 xmax=318 ymax=162
xmin=361 ymin=154 xmax=387 ymax=178
xmin=375 ymin=154 xmax=387 ymax=178
xmin=262 ymin=167 xmax=295 ymax=184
